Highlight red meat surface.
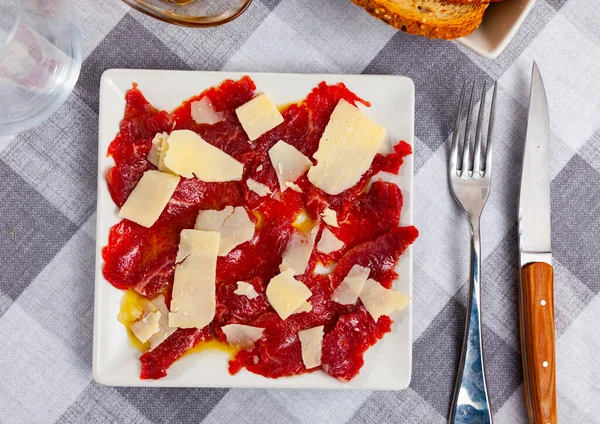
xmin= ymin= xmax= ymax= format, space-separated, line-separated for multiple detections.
xmin=106 ymin=85 xmax=173 ymax=207
xmin=321 ymin=308 xmax=392 ymax=382
xmin=332 ymin=226 xmax=419 ymax=290
xmin=140 ymin=327 xmax=211 ymax=380
xmin=103 ymin=77 xmax=418 ymax=382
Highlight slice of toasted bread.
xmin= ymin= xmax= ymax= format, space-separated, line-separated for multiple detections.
xmin=351 ymin=0 xmax=488 ymax=39
xmin=444 ymin=0 xmax=502 ymax=4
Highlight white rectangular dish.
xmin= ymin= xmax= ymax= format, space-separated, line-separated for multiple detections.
xmin=459 ymin=0 xmax=537 ymax=59
xmin=93 ymin=69 xmax=415 ymax=390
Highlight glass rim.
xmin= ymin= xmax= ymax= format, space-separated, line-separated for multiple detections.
xmin=120 ymin=0 xmax=253 ymax=28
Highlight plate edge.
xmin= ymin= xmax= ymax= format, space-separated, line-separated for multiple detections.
xmin=93 ymin=70 xmax=416 ymax=389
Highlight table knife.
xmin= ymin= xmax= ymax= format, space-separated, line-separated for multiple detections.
xmin=518 ymin=61 xmax=557 ymax=424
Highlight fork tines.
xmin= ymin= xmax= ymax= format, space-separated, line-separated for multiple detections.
xmin=450 ymin=80 xmax=498 ymax=179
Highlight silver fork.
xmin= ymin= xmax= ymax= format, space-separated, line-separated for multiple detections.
xmin=448 ymin=81 xmax=498 ymax=424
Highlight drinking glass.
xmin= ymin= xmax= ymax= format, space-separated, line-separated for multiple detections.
xmin=0 ymin=0 xmax=82 ymax=136
xmin=120 ymin=0 xmax=252 ymax=27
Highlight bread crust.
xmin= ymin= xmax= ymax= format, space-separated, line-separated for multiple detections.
xmin=444 ymin=0 xmax=502 ymax=4
xmin=351 ymin=0 xmax=488 ymax=39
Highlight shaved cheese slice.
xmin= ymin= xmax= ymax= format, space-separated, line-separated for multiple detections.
xmin=268 ymin=140 xmax=312 ymax=192
xmin=285 ymin=181 xmax=303 ymax=193
xmin=292 ymin=301 xmax=312 ymax=314
xmin=280 ymin=226 xmax=318 ymax=276
xmin=194 ymin=207 xmax=255 ymax=256
xmin=222 ymin=324 xmax=264 ymax=349
xmin=191 ymin=96 xmax=223 ymax=125
xmin=331 ymin=264 xmax=370 ymax=305
xmin=298 ymin=326 xmax=324 ymax=369
xmin=157 ymin=133 xmax=172 ymax=173
xmin=148 ymin=132 xmax=167 ymax=167
xmin=169 ymin=230 xmax=220 ymax=328
xmin=266 ymin=269 xmax=312 ymax=320
xmin=307 ymin=99 xmax=385 ymax=195
xmin=314 ymin=261 xmax=336 ymax=275
xmin=176 ymin=228 xmax=211 ymax=263
xmin=317 ymin=227 xmax=344 ymax=254
xmin=321 ymin=207 xmax=339 ymax=227
xmin=130 ymin=310 xmax=161 ymax=343
xmin=147 ymin=294 xmax=177 ymax=350
xmin=118 ymin=170 xmax=180 ymax=228
xmin=234 ymin=281 xmax=259 ymax=299
xmin=195 ymin=206 xmax=234 ymax=231
xmin=118 ymin=291 xmax=156 ymax=327
xmin=218 ymin=206 xmax=255 ymax=256
xmin=247 ymin=178 xmax=272 ymax=197
xmin=359 ymin=279 xmax=410 ymax=321
xmin=164 ymin=129 xmax=243 ymax=181
xmin=236 ymin=94 xmax=284 ymax=141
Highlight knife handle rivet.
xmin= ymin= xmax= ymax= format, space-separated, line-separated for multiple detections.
xmin=543 ymin=361 xmax=549 ymax=368
xmin=540 ymin=299 xmax=547 ymax=306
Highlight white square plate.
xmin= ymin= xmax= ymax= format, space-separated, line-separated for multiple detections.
xmin=458 ymin=0 xmax=537 ymax=59
xmin=93 ymin=69 xmax=415 ymax=389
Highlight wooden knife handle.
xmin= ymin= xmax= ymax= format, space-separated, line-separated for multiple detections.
xmin=519 ymin=262 xmax=557 ymax=424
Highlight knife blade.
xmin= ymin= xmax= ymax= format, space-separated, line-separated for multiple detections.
xmin=518 ymin=61 xmax=557 ymax=424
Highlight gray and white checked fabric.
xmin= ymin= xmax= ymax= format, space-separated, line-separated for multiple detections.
xmin=1 ymin=0 xmax=599 ymax=422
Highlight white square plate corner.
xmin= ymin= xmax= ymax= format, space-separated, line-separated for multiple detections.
xmin=93 ymin=69 xmax=415 ymax=390
xmin=458 ymin=0 xmax=537 ymax=59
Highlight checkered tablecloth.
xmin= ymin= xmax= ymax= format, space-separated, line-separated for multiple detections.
xmin=1 ymin=0 xmax=599 ymax=422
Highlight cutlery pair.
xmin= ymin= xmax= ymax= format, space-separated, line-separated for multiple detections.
xmin=447 ymin=63 xmax=557 ymax=424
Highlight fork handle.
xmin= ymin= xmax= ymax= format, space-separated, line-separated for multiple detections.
xmin=519 ymin=262 xmax=557 ymax=424
xmin=449 ymin=219 xmax=492 ymax=424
